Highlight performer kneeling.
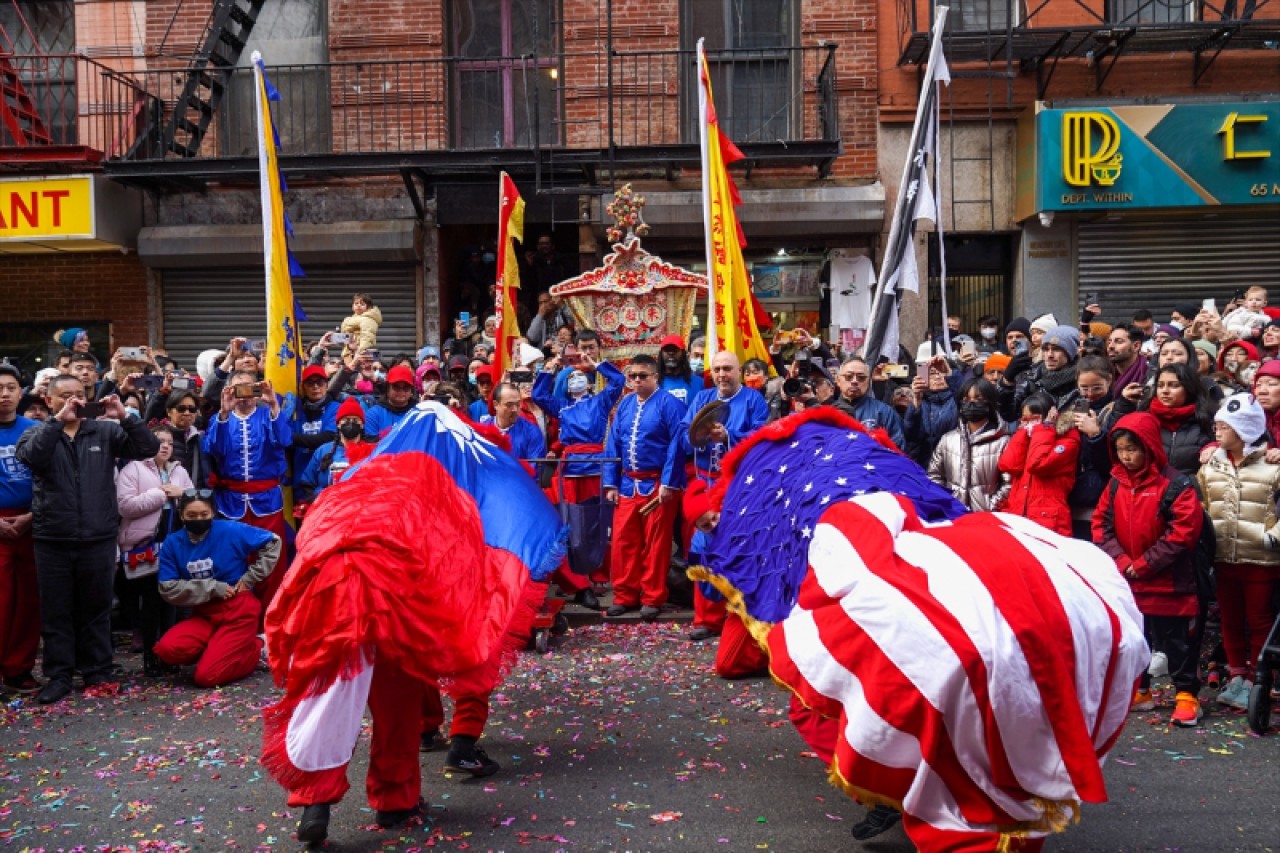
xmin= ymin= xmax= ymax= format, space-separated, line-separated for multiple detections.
xmin=155 ymin=489 xmax=281 ymax=686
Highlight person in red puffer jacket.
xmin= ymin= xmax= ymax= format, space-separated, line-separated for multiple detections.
xmin=997 ymin=391 xmax=1079 ymax=536
xmin=1093 ymin=411 xmax=1204 ymax=728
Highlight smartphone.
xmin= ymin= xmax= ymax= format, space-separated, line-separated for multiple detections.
xmin=245 ymin=338 xmax=267 ymax=353
xmin=794 ymin=349 xmax=811 ymax=363
xmin=171 ymin=377 xmax=192 ymax=391
xmin=883 ymin=364 xmax=910 ymax=380
xmin=459 ymin=312 xmax=471 ymax=328
xmin=1013 ymin=338 xmax=1029 ymax=355
xmin=563 ymin=345 xmax=581 ymax=366
xmin=364 ymin=349 xmax=381 ymax=363
xmin=78 ymin=401 xmax=104 ymax=419
xmin=233 ymin=383 xmax=258 ymax=399
xmin=510 ymin=369 xmax=534 ymax=384
xmin=330 ymin=332 xmax=349 ymax=345
xmin=135 ymin=374 xmax=164 ymax=392
xmin=117 ymin=346 xmax=147 ymax=363
xmin=959 ymin=339 xmax=977 ymax=357
xmin=1202 ymin=298 xmax=1216 ymax=313
xmin=1081 ymin=291 xmax=1099 ymax=307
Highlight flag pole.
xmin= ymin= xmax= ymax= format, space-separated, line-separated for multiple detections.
xmin=696 ymin=38 xmax=717 ymax=362
xmin=864 ymin=5 xmax=949 ymax=367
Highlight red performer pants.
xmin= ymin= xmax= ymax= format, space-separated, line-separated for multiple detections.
xmin=421 ymin=687 xmax=491 ymax=740
xmin=1216 ymin=564 xmax=1277 ymax=677
xmin=237 ymin=509 xmax=290 ymax=628
xmin=714 ymin=613 xmax=769 ymax=679
xmin=154 ymin=592 xmax=262 ymax=687
xmin=0 ymin=510 xmax=38 ymax=679
xmin=286 ymin=659 xmax=427 ymax=812
xmin=693 ymin=587 xmax=728 ymax=633
xmin=610 ymin=489 xmax=679 ymax=608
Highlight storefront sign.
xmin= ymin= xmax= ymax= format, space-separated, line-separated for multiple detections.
xmin=1016 ymin=101 xmax=1280 ymax=219
xmin=0 ymin=176 xmax=93 ymax=240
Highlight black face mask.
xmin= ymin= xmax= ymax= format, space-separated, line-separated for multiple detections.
xmin=184 ymin=518 xmax=212 ymax=537
xmin=959 ymin=401 xmax=990 ymax=423
xmin=338 ymin=421 xmax=363 ymax=440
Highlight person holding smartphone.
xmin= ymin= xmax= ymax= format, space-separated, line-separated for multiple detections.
xmin=15 ymin=375 xmax=161 ymax=704
xmin=202 ymin=371 xmax=292 ymax=625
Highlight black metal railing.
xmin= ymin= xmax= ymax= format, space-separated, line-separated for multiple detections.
xmin=898 ymin=0 xmax=1278 ymax=60
xmin=0 ymin=54 xmax=161 ymax=157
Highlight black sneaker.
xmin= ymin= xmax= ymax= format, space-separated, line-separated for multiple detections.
xmin=605 ymin=604 xmax=631 ymax=618
xmin=446 ymin=737 xmax=500 ymax=778
xmin=688 ymin=626 xmax=716 ymax=642
xmin=296 ymin=803 xmax=330 ymax=844
xmin=573 ymin=588 xmax=602 ymax=610
xmin=2 ymin=672 xmax=41 ymax=694
xmin=376 ymin=800 xmax=423 ymax=829
xmin=639 ymin=605 xmax=661 ymax=622
xmin=420 ymin=728 xmax=445 ymax=752
xmin=36 ymin=679 xmax=71 ymax=705
xmin=850 ymin=804 xmax=901 ymax=840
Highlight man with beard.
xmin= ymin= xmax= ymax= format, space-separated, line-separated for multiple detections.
xmin=1107 ymin=324 xmax=1148 ymax=392
xmin=998 ymin=325 xmax=1081 ymax=423
xmin=658 ymin=335 xmax=704 ymax=409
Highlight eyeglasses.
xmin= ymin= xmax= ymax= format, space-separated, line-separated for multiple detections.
xmin=627 ymin=372 xmax=653 ymax=380
xmin=840 ymin=374 xmax=870 ymax=382
xmin=181 ymin=488 xmax=213 ymax=501
xmin=173 ymin=405 xmax=199 ymax=413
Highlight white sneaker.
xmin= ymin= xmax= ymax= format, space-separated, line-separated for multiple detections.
xmin=1147 ymin=651 xmax=1169 ymax=679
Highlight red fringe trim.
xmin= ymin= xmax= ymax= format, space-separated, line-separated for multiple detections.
xmin=708 ymin=406 xmax=898 ymax=510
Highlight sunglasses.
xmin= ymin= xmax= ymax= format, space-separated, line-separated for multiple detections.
xmin=627 ymin=372 xmax=653 ymax=380
xmin=181 ymin=488 xmax=214 ymax=501
xmin=173 ymin=405 xmax=199 ymax=413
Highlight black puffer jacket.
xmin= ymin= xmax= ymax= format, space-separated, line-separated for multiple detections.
xmin=16 ymin=417 xmax=160 ymax=542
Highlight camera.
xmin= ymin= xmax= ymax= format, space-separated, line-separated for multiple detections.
xmin=78 ymin=401 xmax=104 ymax=419
xmin=510 ymin=369 xmax=534 ymax=384
xmin=782 ymin=377 xmax=814 ymax=399
xmin=134 ymin=374 xmax=164 ymax=392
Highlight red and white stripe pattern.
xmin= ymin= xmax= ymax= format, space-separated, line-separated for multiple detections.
xmin=768 ymin=492 xmax=1147 ymax=852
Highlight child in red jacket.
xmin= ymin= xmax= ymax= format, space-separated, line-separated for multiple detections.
xmin=998 ymin=392 xmax=1080 ymax=536
xmin=1093 ymin=411 xmax=1204 ymax=728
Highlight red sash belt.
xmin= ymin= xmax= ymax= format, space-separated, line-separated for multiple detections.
xmin=625 ymin=470 xmax=660 ymax=480
xmin=208 ymin=473 xmax=279 ymax=494
xmin=564 ymin=442 xmax=604 ymax=455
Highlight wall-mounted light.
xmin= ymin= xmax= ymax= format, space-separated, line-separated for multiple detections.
xmin=1038 ymin=211 xmax=1054 ymax=228
xmin=549 ymin=68 xmax=559 ymax=80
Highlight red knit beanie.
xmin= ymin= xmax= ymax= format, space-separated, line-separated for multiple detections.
xmin=336 ymin=396 xmax=365 ymax=423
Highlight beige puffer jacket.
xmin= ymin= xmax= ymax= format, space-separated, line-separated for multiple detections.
xmin=928 ymin=421 xmax=1012 ymax=511
xmin=341 ymin=305 xmax=383 ymax=359
xmin=1198 ymin=447 xmax=1280 ymax=566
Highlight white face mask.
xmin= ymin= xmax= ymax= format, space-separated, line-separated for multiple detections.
xmin=1169 ymin=320 xmax=1184 ymax=332
xmin=567 ymin=374 xmax=590 ymax=395
xmin=980 ymin=327 xmax=997 ymax=341
xmin=124 ymin=406 xmax=140 ymax=420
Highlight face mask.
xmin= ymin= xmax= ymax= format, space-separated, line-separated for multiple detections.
xmin=125 ymin=406 xmax=140 ymax=420
xmin=1169 ymin=320 xmax=1184 ymax=332
xmin=338 ymin=421 xmax=363 ymax=440
xmin=374 ymin=370 xmax=386 ymax=383
xmin=482 ymin=252 xmax=496 ymax=263
xmin=744 ymin=375 xmax=765 ymax=390
xmin=567 ymin=374 xmax=590 ymax=394
xmin=689 ymin=357 xmax=704 ymax=373
xmin=980 ymin=327 xmax=997 ymax=341
xmin=184 ymin=518 xmax=212 ymax=537
xmin=1225 ymin=358 xmax=1241 ymax=372
xmin=467 ymin=373 xmax=477 ymax=385
xmin=959 ymin=401 xmax=989 ymax=423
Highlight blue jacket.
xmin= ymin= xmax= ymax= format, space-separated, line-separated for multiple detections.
xmin=365 ymin=402 xmax=413 ymax=439
xmin=481 ymin=415 xmax=547 ymax=470
xmin=203 ymin=405 xmax=292 ymax=519
xmin=288 ymin=397 xmax=340 ymax=477
xmin=680 ymin=385 xmax=769 ymax=483
xmin=158 ymin=519 xmax=274 ymax=587
xmin=831 ymin=395 xmax=907 ymax=451
xmin=297 ymin=439 xmax=370 ymax=503
xmin=604 ymin=389 xmax=688 ymax=496
xmin=903 ymin=389 xmax=958 ymax=466
xmin=533 ymin=361 xmax=626 ymax=477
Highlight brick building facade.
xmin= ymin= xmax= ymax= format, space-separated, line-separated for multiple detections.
xmin=1 ymin=0 xmax=896 ymax=373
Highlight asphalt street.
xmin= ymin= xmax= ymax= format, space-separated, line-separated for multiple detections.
xmin=1 ymin=622 xmax=1277 ymax=852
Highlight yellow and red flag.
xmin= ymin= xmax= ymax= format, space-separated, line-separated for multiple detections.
xmin=697 ymin=39 xmax=772 ymax=366
xmin=491 ymin=172 xmax=526 ymax=382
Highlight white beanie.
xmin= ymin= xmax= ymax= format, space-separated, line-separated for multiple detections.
xmin=1030 ymin=313 xmax=1059 ymax=334
xmin=519 ymin=342 xmax=545 ymax=367
xmin=1215 ymin=391 xmax=1268 ymax=446
xmin=196 ymin=349 xmax=224 ymax=384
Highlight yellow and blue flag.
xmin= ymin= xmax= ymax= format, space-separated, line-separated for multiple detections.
xmin=252 ymin=51 xmax=306 ymax=402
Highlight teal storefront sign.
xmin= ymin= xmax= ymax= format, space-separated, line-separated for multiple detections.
xmin=1015 ymin=101 xmax=1280 ymax=219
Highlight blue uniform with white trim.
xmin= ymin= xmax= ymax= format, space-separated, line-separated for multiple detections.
xmin=603 ymin=389 xmax=688 ymax=498
xmin=203 ymin=406 xmax=292 ymax=519
xmin=532 ymin=361 xmax=626 ymax=477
